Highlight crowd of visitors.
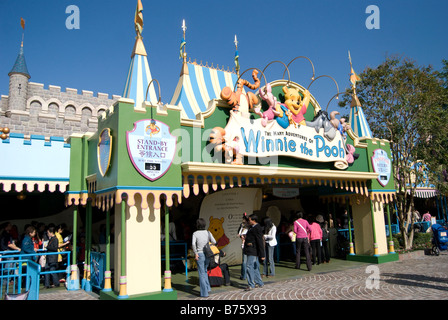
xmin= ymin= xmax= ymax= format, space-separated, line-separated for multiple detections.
xmin=0 ymin=221 xmax=74 ymax=289
xmin=190 ymin=210 xmax=336 ymax=297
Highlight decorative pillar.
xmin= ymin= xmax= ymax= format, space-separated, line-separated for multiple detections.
xmin=103 ymin=208 xmax=112 ymax=292
xmin=163 ymin=203 xmax=173 ymax=292
xmin=385 ymin=202 xmax=395 ymax=253
xmin=369 ymin=200 xmax=379 ymax=256
xmin=82 ymin=201 xmax=92 ymax=291
xmin=345 ymin=198 xmax=354 ymax=255
xmin=118 ymin=199 xmax=128 ymax=299
xmin=68 ymin=205 xmax=80 ymax=290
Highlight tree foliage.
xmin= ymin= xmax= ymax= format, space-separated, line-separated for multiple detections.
xmin=339 ymin=56 xmax=448 ymax=249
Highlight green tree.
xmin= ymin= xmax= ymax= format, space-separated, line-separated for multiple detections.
xmin=340 ymin=56 xmax=448 ymax=250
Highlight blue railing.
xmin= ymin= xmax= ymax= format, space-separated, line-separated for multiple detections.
xmin=0 ymin=259 xmax=41 ymax=300
xmin=161 ymin=241 xmax=188 ymax=281
xmin=0 ymin=250 xmax=71 ymax=300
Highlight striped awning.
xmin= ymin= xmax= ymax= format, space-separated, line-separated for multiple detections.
xmin=0 ymin=134 xmax=70 ymax=193
xmin=65 ymin=174 xmax=182 ymax=210
xmin=181 ymin=162 xmax=378 ymax=200
xmin=0 ymin=177 xmax=68 ymax=192
xmin=414 ymin=188 xmax=438 ymax=198
xmin=170 ymin=62 xmax=239 ymax=119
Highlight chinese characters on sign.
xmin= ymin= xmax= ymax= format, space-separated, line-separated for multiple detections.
xmin=126 ymin=119 xmax=176 ymax=181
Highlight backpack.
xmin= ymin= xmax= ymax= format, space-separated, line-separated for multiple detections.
xmin=207 ymin=265 xmax=223 ymax=287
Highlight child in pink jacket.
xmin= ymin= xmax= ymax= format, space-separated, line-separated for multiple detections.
xmin=308 ymin=219 xmax=323 ymax=265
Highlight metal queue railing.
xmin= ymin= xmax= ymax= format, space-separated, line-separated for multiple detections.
xmin=0 ymin=250 xmax=71 ymax=300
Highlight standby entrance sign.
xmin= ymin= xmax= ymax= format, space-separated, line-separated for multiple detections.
xmin=126 ymin=119 xmax=177 ymax=181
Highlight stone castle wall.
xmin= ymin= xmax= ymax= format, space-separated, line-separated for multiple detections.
xmin=0 ymin=78 xmax=120 ymax=140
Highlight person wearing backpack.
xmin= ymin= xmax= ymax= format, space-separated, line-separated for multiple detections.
xmin=192 ymin=218 xmax=216 ymax=297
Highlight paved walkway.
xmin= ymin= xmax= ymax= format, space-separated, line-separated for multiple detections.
xmin=37 ymin=251 xmax=448 ymax=300
xmin=190 ymin=252 xmax=448 ymax=300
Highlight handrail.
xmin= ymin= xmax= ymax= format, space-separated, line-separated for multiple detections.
xmin=161 ymin=241 xmax=188 ymax=281
xmin=0 ymin=258 xmax=41 ymax=300
xmin=0 ymin=250 xmax=71 ymax=277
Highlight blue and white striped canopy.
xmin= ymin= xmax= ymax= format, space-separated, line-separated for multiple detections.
xmin=122 ymin=52 xmax=158 ymax=108
xmin=170 ymin=63 xmax=239 ymax=119
xmin=349 ymin=101 xmax=373 ymax=139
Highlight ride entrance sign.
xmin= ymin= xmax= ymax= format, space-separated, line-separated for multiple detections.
xmin=126 ymin=119 xmax=177 ymax=181
xmin=371 ymin=149 xmax=391 ymax=187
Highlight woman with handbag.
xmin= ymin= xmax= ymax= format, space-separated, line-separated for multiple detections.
xmin=192 ymin=218 xmax=216 ymax=298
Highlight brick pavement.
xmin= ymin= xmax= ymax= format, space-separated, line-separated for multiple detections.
xmin=182 ymin=251 xmax=448 ymax=301
xmin=37 ymin=251 xmax=448 ymax=300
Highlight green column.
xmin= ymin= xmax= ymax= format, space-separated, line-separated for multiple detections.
xmin=386 ymin=202 xmax=395 ymax=253
xmin=68 ymin=205 xmax=80 ymax=290
xmin=85 ymin=201 xmax=92 ymax=287
xmin=103 ymin=208 xmax=112 ymax=291
xmin=163 ymin=203 xmax=173 ymax=292
xmin=72 ymin=206 xmax=78 ymax=266
xmin=118 ymin=199 xmax=128 ymax=298
xmin=106 ymin=209 xmax=111 ymax=277
xmin=346 ymin=199 xmax=354 ymax=255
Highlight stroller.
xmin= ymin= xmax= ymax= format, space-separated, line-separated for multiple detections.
xmin=431 ymin=224 xmax=448 ymax=256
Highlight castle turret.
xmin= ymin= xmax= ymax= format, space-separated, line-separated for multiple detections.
xmin=8 ymin=42 xmax=30 ymax=112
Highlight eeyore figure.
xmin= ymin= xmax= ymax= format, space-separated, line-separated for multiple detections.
xmin=305 ymin=110 xmax=338 ymax=141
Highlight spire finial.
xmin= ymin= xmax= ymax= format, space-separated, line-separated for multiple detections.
xmin=134 ymin=0 xmax=144 ymax=38
xmin=179 ymin=19 xmax=188 ymax=75
xmin=234 ymin=35 xmax=240 ymax=76
xmin=20 ymin=17 xmax=25 ymax=47
xmin=180 ymin=19 xmax=187 ymax=61
xmin=131 ymin=0 xmax=147 ymax=57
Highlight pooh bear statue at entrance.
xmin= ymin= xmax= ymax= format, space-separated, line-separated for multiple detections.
xmin=282 ymin=86 xmax=311 ymax=126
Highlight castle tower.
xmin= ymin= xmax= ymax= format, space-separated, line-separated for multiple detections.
xmin=8 ymin=42 xmax=30 ymax=112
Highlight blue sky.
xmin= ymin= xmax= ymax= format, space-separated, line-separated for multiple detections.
xmin=0 ymin=0 xmax=447 ymax=115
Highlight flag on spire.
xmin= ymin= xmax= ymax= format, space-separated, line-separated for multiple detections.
xmin=134 ymin=0 xmax=143 ymax=37
xmin=179 ymin=37 xmax=186 ymax=59
xmin=179 ymin=19 xmax=186 ymax=59
xmin=234 ymin=35 xmax=240 ymax=75
xmin=348 ymin=51 xmax=360 ymax=87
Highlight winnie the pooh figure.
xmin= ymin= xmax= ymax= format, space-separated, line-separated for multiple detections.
xmin=208 ymin=216 xmax=230 ymax=250
xmin=282 ymin=86 xmax=311 ymax=126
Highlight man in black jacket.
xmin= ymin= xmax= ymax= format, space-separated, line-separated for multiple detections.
xmin=243 ymin=214 xmax=265 ymax=291
xmin=44 ymin=227 xmax=61 ymax=288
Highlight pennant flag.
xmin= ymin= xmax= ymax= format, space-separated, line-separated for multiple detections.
xmin=234 ymin=50 xmax=240 ymax=74
xmin=350 ymin=66 xmax=361 ymax=86
xmin=179 ymin=37 xmax=186 ymax=59
xmin=348 ymin=51 xmax=360 ymax=86
xmin=134 ymin=0 xmax=143 ymax=36
xmin=20 ymin=17 xmax=25 ymax=30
